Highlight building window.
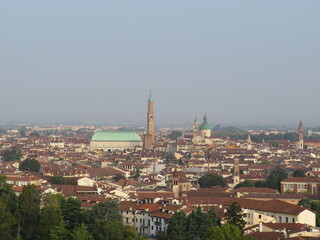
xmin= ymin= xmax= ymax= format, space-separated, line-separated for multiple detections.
xmin=279 ymin=216 xmax=282 ymax=223
xmin=286 ymin=217 xmax=288 ymax=223
xmin=292 ymin=218 xmax=295 ymax=223
xmin=259 ymin=215 xmax=261 ymax=219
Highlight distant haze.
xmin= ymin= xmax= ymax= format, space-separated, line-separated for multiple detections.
xmin=0 ymin=1 xmax=319 ymax=127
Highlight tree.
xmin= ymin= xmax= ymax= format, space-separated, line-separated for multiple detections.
xmin=71 ymin=224 xmax=93 ymax=240
xmin=19 ymin=184 xmax=41 ymax=240
xmin=298 ymin=198 xmax=311 ymax=209
xmin=89 ymin=200 xmax=122 ymax=222
xmin=0 ymin=175 xmax=19 ymax=216
xmin=224 ymin=202 xmax=245 ymax=230
xmin=60 ymin=197 xmax=83 ymax=230
xmin=254 ymin=181 xmax=268 ymax=188
xmin=48 ymin=176 xmax=67 ymax=185
xmin=199 ymin=174 xmax=227 ymax=188
xmin=29 ymin=132 xmax=40 ymax=137
xmin=42 ymin=193 xmax=65 ymax=209
xmin=38 ymin=205 xmax=64 ymax=240
xmin=235 ymin=180 xmax=253 ymax=188
xmin=167 ymin=211 xmax=187 ymax=240
xmin=90 ymin=219 xmax=127 ymax=240
xmin=1 ymin=146 xmax=23 ymax=162
xmin=157 ymin=231 xmax=169 ymax=240
xmin=168 ymin=131 xmax=183 ymax=140
xmin=49 ymin=224 xmax=71 ymax=240
xmin=19 ymin=158 xmax=40 ymax=172
xmin=133 ymin=168 xmax=141 ymax=180
xmin=267 ymin=166 xmax=288 ymax=191
xmin=20 ymin=130 xmax=26 ymax=137
xmin=0 ymin=202 xmax=16 ymax=240
xmin=113 ymin=174 xmax=125 ymax=182
xmin=205 ymin=224 xmax=249 ymax=240
xmin=165 ymin=153 xmax=178 ymax=164
xmin=186 ymin=207 xmax=217 ymax=240
xmin=292 ymin=169 xmax=306 ymax=177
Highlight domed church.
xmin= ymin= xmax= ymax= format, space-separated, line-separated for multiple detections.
xmin=199 ymin=114 xmax=211 ymax=137
xmin=193 ymin=114 xmax=212 ymax=138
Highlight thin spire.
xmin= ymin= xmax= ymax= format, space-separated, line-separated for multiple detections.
xmin=148 ymin=91 xmax=153 ymax=102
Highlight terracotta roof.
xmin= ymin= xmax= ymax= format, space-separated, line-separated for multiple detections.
xmin=150 ymin=212 xmax=172 ymax=219
xmin=247 ymin=232 xmax=284 ymax=240
xmin=137 ymin=203 xmax=161 ymax=213
xmin=118 ymin=201 xmax=139 ymax=211
xmin=282 ymin=177 xmax=320 ymax=183
xmin=263 ymin=222 xmax=306 ymax=231
xmin=186 ymin=197 xmax=310 ymax=215
xmin=234 ymin=187 xmax=278 ymax=194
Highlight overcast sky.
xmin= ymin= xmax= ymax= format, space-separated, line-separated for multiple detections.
xmin=0 ymin=1 xmax=319 ymax=127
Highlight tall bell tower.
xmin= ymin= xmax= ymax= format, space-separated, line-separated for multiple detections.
xmin=298 ymin=120 xmax=304 ymax=150
xmin=233 ymin=158 xmax=240 ymax=187
xmin=144 ymin=92 xmax=155 ymax=149
xmin=193 ymin=118 xmax=199 ymax=138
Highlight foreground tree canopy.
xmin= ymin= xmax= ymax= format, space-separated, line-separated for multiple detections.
xmin=166 ymin=207 xmax=218 ymax=240
xmin=0 ymin=180 xmax=145 ymax=240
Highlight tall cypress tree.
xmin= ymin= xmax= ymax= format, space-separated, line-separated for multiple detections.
xmin=167 ymin=211 xmax=187 ymax=240
xmin=224 ymin=202 xmax=245 ymax=231
xmin=19 ymin=185 xmax=41 ymax=240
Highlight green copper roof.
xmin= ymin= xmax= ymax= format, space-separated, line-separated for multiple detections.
xmin=148 ymin=94 xmax=153 ymax=102
xmin=200 ymin=124 xmax=211 ymax=130
xmin=91 ymin=131 xmax=142 ymax=142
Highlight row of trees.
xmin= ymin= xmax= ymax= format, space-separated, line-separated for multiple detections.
xmin=0 ymin=176 xmax=145 ymax=240
xmin=160 ymin=202 xmax=249 ymax=240
xmin=199 ymin=166 xmax=303 ymax=192
xmin=211 ymin=125 xmax=304 ymax=143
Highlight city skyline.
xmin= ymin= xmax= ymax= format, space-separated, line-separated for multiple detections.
xmin=1 ymin=1 xmax=320 ymax=126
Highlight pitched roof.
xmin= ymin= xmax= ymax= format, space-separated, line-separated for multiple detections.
xmin=282 ymin=177 xmax=320 ymax=183
xmin=234 ymin=187 xmax=278 ymax=194
xmin=247 ymin=232 xmax=284 ymax=240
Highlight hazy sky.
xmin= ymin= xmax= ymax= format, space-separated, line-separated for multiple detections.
xmin=0 ymin=1 xmax=319 ymax=127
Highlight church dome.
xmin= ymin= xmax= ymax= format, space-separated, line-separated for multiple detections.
xmin=200 ymin=114 xmax=211 ymax=130
xmin=200 ymin=123 xmax=211 ymax=130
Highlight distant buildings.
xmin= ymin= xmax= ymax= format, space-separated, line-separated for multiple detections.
xmin=90 ymin=92 xmax=155 ymax=151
